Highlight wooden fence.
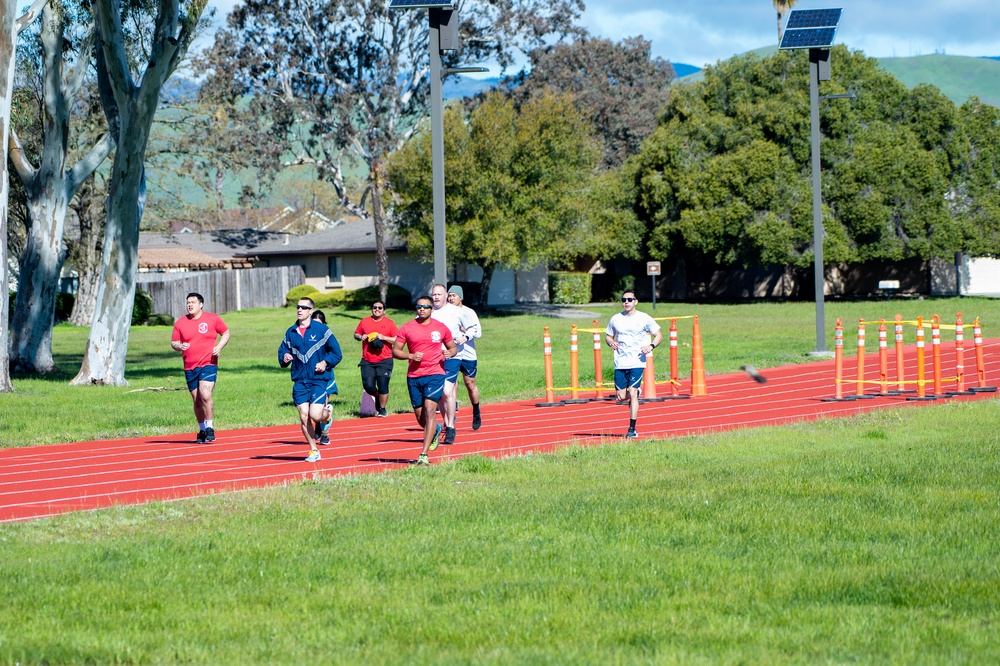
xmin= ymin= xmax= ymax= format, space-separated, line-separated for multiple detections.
xmin=137 ymin=266 xmax=306 ymax=319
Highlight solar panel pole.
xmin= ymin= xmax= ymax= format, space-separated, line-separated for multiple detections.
xmin=809 ymin=48 xmax=828 ymax=354
xmin=429 ymin=9 xmax=447 ymax=285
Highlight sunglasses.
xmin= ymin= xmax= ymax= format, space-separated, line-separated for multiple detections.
xmin=415 ymin=304 xmax=432 ymax=309
xmin=371 ymin=306 xmax=384 ymax=310
xmin=622 ymin=297 xmax=636 ymax=302
xmin=296 ymin=305 xmax=313 ymax=310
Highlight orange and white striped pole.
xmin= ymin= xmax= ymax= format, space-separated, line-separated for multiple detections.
xmin=543 ymin=326 xmax=555 ymax=403
xmin=931 ymin=315 xmax=943 ymax=396
xmin=894 ymin=314 xmax=906 ymax=392
xmin=973 ymin=318 xmax=989 ymax=390
xmin=856 ymin=319 xmax=866 ymax=397
xmin=592 ymin=319 xmax=605 ymax=399
xmin=834 ymin=318 xmax=843 ymax=400
xmin=642 ymin=332 xmax=658 ymax=400
xmin=878 ymin=320 xmax=889 ymax=394
xmin=669 ymin=319 xmax=679 ymax=398
xmin=955 ymin=313 xmax=965 ymax=393
xmin=690 ymin=316 xmax=707 ymax=396
xmin=915 ymin=316 xmax=927 ymax=399
xmin=569 ymin=324 xmax=579 ymax=400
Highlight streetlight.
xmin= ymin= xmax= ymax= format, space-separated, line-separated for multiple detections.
xmin=779 ymin=8 xmax=844 ymax=356
xmin=389 ymin=0 xmax=488 ymax=286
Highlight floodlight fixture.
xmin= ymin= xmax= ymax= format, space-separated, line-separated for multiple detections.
xmin=443 ymin=66 xmax=489 ymax=77
xmin=388 ymin=0 xmax=455 ymax=9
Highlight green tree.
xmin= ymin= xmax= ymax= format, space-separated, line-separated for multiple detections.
xmin=389 ymin=92 xmax=641 ymax=306
xmin=631 ymin=46 xmax=966 ymax=272
xmin=951 ymin=99 xmax=1000 ymax=256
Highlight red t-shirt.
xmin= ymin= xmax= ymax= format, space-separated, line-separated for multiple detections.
xmin=171 ymin=312 xmax=229 ymax=371
xmin=396 ymin=318 xmax=453 ymax=378
xmin=355 ymin=315 xmax=399 ymax=363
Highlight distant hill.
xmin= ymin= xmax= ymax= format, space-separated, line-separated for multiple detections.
xmin=443 ymin=76 xmax=500 ymax=100
xmin=676 ymin=49 xmax=1000 ymax=108
xmin=877 ymin=55 xmax=1000 ymax=107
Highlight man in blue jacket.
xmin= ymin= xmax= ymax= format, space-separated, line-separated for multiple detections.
xmin=279 ymin=297 xmax=343 ymax=462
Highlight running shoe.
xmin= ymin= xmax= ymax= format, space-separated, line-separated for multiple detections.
xmin=443 ymin=427 xmax=456 ymax=445
xmin=625 ymin=428 xmax=638 ymax=439
xmin=376 ymin=408 xmax=388 ymax=418
xmin=305 ymin=450 xmax=321 ymax=462
xmin=204 ymin=427 xmax=216 ymax=442
xmin=472 ymin=412 xmax=482 ymax=430
xmin=319 ymin=432 xmax=330 ymax=445
xmin=430 ymin=423 xmax=442 ymax=451
xmin=416 ymin=453 xmax=430 ymax=466
xmin=196 ymin=430 xmax=207 ymax=443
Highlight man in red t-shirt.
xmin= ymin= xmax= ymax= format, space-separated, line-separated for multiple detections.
xmin=353 ymin=299 xmax=398 ymax=417
xmin=171 ymin=292 xmax=230 ymax=443
xmin=392 ymin=296 xmax=457 ymax=465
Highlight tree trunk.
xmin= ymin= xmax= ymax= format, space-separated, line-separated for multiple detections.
xmin=68 ymin=191 xmax=104 ymax=326
xmin=480 ymin=264 xmax=494 ymax=310
xmin=777 ymin=10 xmax=783 ymax=44
xmin=370 ymin=159 xmax=390 ymax=304
xmin=70 ymin=134 xmax=148 ymax=386
xmin=0 ymin=0 xmax=19 ymax=392
xmin=10 ymin=196 xmax=68 ymax=373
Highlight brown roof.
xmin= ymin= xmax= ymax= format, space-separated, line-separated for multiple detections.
xmin=138 ymin=247 xmax=254 ymax=271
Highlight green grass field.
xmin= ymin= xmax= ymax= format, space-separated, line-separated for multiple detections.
xmin=1 ymin=404 xmax=997 ymax=663
xmin=1 ymin=299 xmax=998 ymax=663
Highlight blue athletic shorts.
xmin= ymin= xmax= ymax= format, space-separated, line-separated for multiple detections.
xmin=185 ymin=365 xmax=218 ymax=391
xmin=614 ymin=367 xmax=644 ymax=392
xmin=407 ymin=374 xmax=445 ymax=407
xmin=292 ymin=381 xmax=329 ymax=406
xmin=444 ymin=358 xmax=477 ymax=383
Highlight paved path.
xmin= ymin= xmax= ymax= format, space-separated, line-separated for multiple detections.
xmin=2 ymin=341 xmax=997 ymax=522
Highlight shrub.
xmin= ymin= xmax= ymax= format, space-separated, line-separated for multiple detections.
xmin=132 ymin=289 xmax=152 ymax=326
xmin=285 ymin=284 xmax=320 ymax=306
xmin=312 ymin=291 xmax=346 ymax=309
xmin=146 ymin=313 xmax=175 ymax=326
xmin=548 ymin=272 xmax=592 ymax=304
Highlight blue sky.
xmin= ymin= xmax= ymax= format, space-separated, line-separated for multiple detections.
xmin=204 ymin=0 xmax=1000 ymax=70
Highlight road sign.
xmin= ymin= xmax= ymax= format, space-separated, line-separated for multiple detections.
xmin=646 ymin=261 xmax=661 ymax=276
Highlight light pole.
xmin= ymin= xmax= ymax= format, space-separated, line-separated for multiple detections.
xmin=779 ymin=8 xmax=843 ymax=356
xmin=390 ymin=1 xmax=487 ymax=285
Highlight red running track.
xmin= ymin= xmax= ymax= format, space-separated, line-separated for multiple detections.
xmin=3 ymin=340 xmax=998 ymax=523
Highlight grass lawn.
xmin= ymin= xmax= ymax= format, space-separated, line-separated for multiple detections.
xmin=0 ymin=402 xmax=997 ymax=663
xmin=2 ymin=296 xmax=996 ymax=449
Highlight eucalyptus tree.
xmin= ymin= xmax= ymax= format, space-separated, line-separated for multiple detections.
xmin=507 ymin=35 xmax=675 ymax=169
xmin=71 ymin=0 xmax=209 ymax=386
xmin=8 ymin=1 xmax=113 ymax=374
xmin=0 ymin=0 xmax=47 ymax=392
xmin=203 ymin=0 xmax=583 ymax=302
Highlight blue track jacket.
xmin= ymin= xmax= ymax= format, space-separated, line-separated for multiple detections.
xmin=278 ymin=320 xmax=343 ymax=385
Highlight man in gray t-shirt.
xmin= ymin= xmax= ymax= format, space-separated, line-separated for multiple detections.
xmin=605 ymin=290 xmax=662 ymax=439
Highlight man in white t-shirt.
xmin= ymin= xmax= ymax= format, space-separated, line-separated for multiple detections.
xmin=447 ymin=285 xmax=483 ymax=431
xmin=605 ymin=290 xmax=662 ymax=439
xmin=431 ymin=283 xmax=463 ymax=445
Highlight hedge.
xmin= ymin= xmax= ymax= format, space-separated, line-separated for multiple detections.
xmin=548 ymin=272 xmax=592 ymax=304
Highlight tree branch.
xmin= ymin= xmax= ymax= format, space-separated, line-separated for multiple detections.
xmin=7 ymin=130 xmax=37 ymax=187
xmin=68 ymin=133 xmax=114 ymax=200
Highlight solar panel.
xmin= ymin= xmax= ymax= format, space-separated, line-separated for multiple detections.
xmin=785 ymin=8 xmax=842 ymax=29
xmin=779 ymin=27 xmax=838 ymax=50
xmin=388 ymin=0 xmax=455 ymax=9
